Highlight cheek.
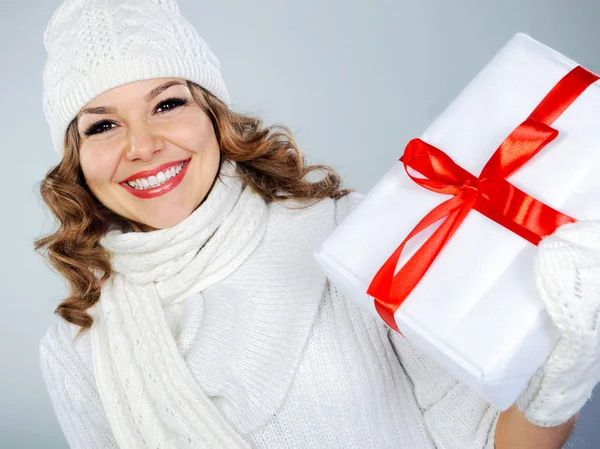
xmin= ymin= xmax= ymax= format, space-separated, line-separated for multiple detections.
xmin=79 ymin=146 xmax=120 ymax=184
xmin=166 ymin=112 xmax=218 ymax=153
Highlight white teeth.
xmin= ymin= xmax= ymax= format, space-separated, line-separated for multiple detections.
xmin=126 ymin=161 xmax=186 ymax=190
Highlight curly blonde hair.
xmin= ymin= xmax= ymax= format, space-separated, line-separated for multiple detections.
xmin=34 ymin=81 xmax=352 ymax=334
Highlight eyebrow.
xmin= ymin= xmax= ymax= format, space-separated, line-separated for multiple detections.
xmin=77 ymin=80 xmax=186 ymax=118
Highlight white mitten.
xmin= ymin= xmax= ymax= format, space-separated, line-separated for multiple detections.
xmin=517 ymin=220 xmax=600 ymax=427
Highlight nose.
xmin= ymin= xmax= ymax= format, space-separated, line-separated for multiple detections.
xmin=125 ymin=121 xmax=162 ymax=162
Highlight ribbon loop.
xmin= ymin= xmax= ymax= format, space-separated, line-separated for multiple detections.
xmin=402 ymin=139 xmax=476 ymax=196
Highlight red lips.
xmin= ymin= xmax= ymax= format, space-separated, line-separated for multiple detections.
xmin=120 ymin=158 xmax=191 ymax=199
xmin=121 ymin=158 xmax=190 ymax=183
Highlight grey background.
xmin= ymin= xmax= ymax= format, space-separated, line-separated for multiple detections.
xmin=2 ymin=0 xmax=599 ymax=447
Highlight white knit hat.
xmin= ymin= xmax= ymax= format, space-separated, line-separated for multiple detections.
xmin=42 ymin=0 xmax=230 ymax=158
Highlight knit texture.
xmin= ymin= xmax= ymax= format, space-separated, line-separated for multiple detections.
xmin=42 ymin=0 xmax=230 ymax=157
xmin=40 ymin=189 xmax=499 ymax=448
xmin=517 ymin=219 xmax=600 ymax=427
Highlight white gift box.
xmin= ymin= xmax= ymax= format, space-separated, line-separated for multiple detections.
xmin=314 ymin=33 xmax=600 ymax=411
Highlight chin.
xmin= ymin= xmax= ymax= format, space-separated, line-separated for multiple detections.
xmin=133 ymin=200 xmax=197 ymax=229
xmin=147 ymin=209 xmax=194 ymax=229
xmin=147 ymin=217 xmax=186 ymax=230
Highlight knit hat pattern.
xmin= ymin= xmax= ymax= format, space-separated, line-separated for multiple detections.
xmin=42 ymin=0 xmax=230 ymax=157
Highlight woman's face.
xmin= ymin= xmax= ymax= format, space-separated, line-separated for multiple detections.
xmin=76 ymin=77 xmax=220 ymax=229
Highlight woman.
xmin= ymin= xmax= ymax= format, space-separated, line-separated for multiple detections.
xmin=36 ymin=0 xmax=600 ymax=448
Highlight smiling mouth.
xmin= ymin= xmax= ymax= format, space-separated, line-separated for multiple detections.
xmin=124 ymin=160 xmax=187 ymax=190
xmin=121 ymin=158 xmax=191 ymax=199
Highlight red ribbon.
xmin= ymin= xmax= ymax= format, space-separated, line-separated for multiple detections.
xmin=366 ymin=66 xmax=599 ymax=333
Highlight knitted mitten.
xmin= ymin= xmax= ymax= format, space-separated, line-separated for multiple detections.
xmin=517 ymin=220 xmax=600 ymax=427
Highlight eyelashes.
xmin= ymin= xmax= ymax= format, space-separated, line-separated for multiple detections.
xmin=82 ymin=97 xmax=189 ymax=136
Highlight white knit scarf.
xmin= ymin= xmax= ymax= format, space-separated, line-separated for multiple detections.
xmin=89 ymin=160 xmax=266 ymax=448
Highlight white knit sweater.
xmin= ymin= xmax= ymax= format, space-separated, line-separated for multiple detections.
xmin=40 ymin=192 xmax=499 ymax=449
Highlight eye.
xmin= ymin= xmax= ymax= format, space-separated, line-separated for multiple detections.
xmin=82 ymin=97 xmax=189 ymax=137
xmin=83 ymin=120 xmax=116 ymax=136
xmin=154 ymin=97 xmax=188 ymax=113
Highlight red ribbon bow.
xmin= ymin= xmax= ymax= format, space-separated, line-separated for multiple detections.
xmin=366 ymin=66 xmax=599 ymax=333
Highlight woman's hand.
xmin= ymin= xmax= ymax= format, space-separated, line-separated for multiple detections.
xmin=517 ymin=220 xmax=600 ymax=427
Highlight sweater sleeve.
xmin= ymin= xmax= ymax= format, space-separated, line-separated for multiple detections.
xmin=40 ymin=320 xmax=119 ymax=449
xmin=388 ymin=331 xmax=500 ymax=449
